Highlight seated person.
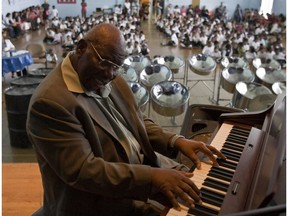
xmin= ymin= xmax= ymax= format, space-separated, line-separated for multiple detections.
xmin=161 ymin=30 xmax=178 ymax=46
xmin=43 ymin=28 xmax=56 ymax=44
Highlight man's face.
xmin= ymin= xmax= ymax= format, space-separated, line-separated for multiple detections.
xmin=76 ymin=40 xmax=123 ymax=92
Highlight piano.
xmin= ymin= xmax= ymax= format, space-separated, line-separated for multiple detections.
xmin=165 ymin=93 xmax=286 ymax=216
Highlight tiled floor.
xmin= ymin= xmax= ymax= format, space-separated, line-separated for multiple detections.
xmin=2 ymin=15 xmax=234 ymax=163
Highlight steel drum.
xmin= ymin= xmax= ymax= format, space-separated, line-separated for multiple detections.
xmin=221 ymin=67 xmax=255 ymax=93
xmin=27 ymin=68 xmax=52 ymax=77
xmin=189 ymin=54 xmax=216 ymax=75
xmin=255 ymin=67 xmax=286 ymax=88
xmin=128 ymin=82 xmax=149 ymax=112
xmin=150 ymin=81 xmax=190 ymax=116
xmin=232 ymin=82 xmax=276 ymax=112
xmin=10 ymin=76 xmax=43 ymax=87
xmin=272 ymin=81 xmax=286 ymax=95
xmin=118 ymin=64 xmax=138 ymax=82
xmin=123 ymin=55 xmax=151 ymax=74
xmin=139 ymin=64 xmax=172 ymax=89
xmin=152 ymin=55 xmax=185 ymax=74
xmin=221 ymin=56 xmax=248 ymax=68
xmin=252 ymin=58 xmax=281 ymax=70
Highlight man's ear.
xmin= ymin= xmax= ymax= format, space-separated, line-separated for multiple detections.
xmin=76 ymin=39 xmax=88 ymax=55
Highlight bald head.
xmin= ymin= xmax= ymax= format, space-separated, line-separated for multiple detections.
xmin=84 ymin=23 xmax=126 ymax=65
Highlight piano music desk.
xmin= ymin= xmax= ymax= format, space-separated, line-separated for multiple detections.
xmin=2 ymin=163 xmax=43 ymax=216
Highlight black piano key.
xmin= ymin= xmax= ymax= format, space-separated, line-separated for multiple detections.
xmin=203 ymin=177 xmax=229 ymax=192
xmin=225 ymin=139 xmax=246 ymax=147
xmin=217 ymin=158 xmax=238 ymax=170
xmin=200 ymin=189 xmax=224 ymax=207
xmin=229 ymin=132 xmax=248 ymax=140
xmin=231 ymin=128 xmax=250 ymax=137
xmin=226 ymin=136 xmax=247 ymax=145
xmin=223 ymin=142 xmax=244 ymax=152
xmin=222 ymin=147 xmax=241 ymax=157
xmin=211 ymin=166 xmax=234 ymax=178
xmin=200 ymin=196 xmax=222 ymax=208
xmin=232 ymin=126 xmax=251 ymax=134
xmin=201 ymin=187 xmax=225 ymax=201
xmin=188 ymin=203 xmax=219 ymax=216
xmin=208 ymin=169 xmax=232 ymax=182
xmin=221 ymin=149 xmax=241 ymax=161
xmin=222 ymin=146 xmax=242 ymax=156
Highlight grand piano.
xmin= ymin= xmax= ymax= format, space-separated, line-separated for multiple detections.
xmin=165 ymin=93 xmax=286 ymax=216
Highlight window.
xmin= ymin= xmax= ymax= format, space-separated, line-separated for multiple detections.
xmin=259 ymin=0 xmax=274 ymax=18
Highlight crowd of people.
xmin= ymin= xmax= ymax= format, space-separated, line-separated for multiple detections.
xmin=2 ymin=2 xmax=286 ymax=66
xmin=156 ymin=3 xmax=286 ymax=65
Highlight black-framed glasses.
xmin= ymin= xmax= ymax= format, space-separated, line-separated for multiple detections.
xmin=89 ymin=41 xmax=121 ymax=70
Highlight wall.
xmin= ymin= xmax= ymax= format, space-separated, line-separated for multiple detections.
xmin=2 ymin=0 xmax=126 ymax=18
xmin=273 ymin=0 xmax=286 ymax=15
xmin=164 ymin=0 xmax=262 ymax=20
xmin=1 ymin=0 xmax=286 ymax=19
xmin=39 ymin=0 xmax=126 ymax=18
xmin=2 ymin=0 xmax=41 ymax=15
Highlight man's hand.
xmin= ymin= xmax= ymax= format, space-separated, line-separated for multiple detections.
xmin=174 ymin=138 xmax=226 ymax=169
xmin=150 ymin=168 xmax=201 ymax=210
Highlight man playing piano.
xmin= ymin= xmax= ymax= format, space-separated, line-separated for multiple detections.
xmin=26 ymin=23 xmax=225 ymax=216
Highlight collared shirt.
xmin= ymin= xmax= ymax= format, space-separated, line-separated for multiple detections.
xmin=61 ymin=52 xmax=143 ymax=164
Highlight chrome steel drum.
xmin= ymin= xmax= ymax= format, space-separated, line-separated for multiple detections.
xmin=272 ymin=81 xmax=286 ymax=95
xmin=189 ymin=54 xmax=216 ymax=75
xmin=10 ymin=76 xmax=43 ymax=87
xmin=150 ymin=81 xmax=190 ymax=116
xmin=118 ymin=64 xmax=138 ymax=82
xmin=221 ymin=67 xmax=255 ymax=93
xmin=232 ymin=82 xmax=276 ymax=112
xmin=153 ymin=55 xmax=185 ymax=74
xmin=28 ymin=68 xmax=52 ymax=77
xmin=123 ymin=55 xmax=151 ymax=74
xmin=221 ymin=56 xmax=248 ymax=68
xmin=140 ymin=64 xmax=172 ymax=89
xmin=255 ymin=67 xmax=286 ymax=88
xmin=252 ymin=58 xmax=281 ymax=70
xmin=128 ymin=82 xmax=149 ymax=112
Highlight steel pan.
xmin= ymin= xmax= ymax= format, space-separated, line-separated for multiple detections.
xmin=221 ymin=56 xmax=248 ymax=68
xmin=27 ymin=68 xmax=52 ymax=77
xmin=252 ymin=58 xmax=281 ymax=70
xmin=139 ymin=64 xmax=172 ymax=89
xmin=272 ymin=81 xmax=286 ymax=95
xmin=10 ymin=76 xmax=43 ymax=87
xmin=150 ymin=81 xmax=190 ymax=116
xmin=221 ymin=67 xmax=255 ymax=93
xmin=189 ymin=54 xmax=216 ymax=75
xmin=152 ymin=55 xmax=185 ymax=74
xmin=255 ymin=67 xmax=286 ymax=88
xmin=123 ymin=55 xmax=151 ymax=74
xmin=128 ymin=82 xmax=149 ymax=112
xmin=232 ymin=82 xmax=276 ymax=112
xmin=118 ymin=64 xmax=138 ymax=82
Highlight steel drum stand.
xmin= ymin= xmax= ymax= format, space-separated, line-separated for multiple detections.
xmin=185 ymin=58 xmax=217 ymax=104
xmin=212 ymin=64 xmax=233 ymax=106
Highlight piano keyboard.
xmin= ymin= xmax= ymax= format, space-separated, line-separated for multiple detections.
xmin=166 ymin=122 xmax=251 ymax=216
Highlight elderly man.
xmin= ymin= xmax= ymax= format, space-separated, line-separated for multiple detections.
xmin=27 ymin=23 xmax=225 ymax=216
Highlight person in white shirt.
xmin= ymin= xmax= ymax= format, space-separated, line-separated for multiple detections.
xmin=124 ymin=0 xmax=131 ymax=16
xmin=2 ymin=31 xmax=15 ymax=52
xmin=202 ymin=40 xmax=214 ymax=56
xmin=161 ymin=30 xmax=178 ymax=46
xmin=51 ymin=5 xmax=59 ymax=19
xmin=244 ymin=46 xmax=257 ymax=62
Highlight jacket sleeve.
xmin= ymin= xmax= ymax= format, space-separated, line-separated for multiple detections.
xmin=27 ymin=96 xmax=153 ymax=201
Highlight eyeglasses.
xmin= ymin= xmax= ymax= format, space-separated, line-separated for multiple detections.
xmin=89 ymin=42 xmax=121 ymax=70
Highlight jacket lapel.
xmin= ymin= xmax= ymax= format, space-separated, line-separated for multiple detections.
xmin=76 ymin=94 xmax=120 ymax=141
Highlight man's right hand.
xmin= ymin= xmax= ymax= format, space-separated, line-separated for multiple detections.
xmin=150 ymin=168 xmax=201 ymax=210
